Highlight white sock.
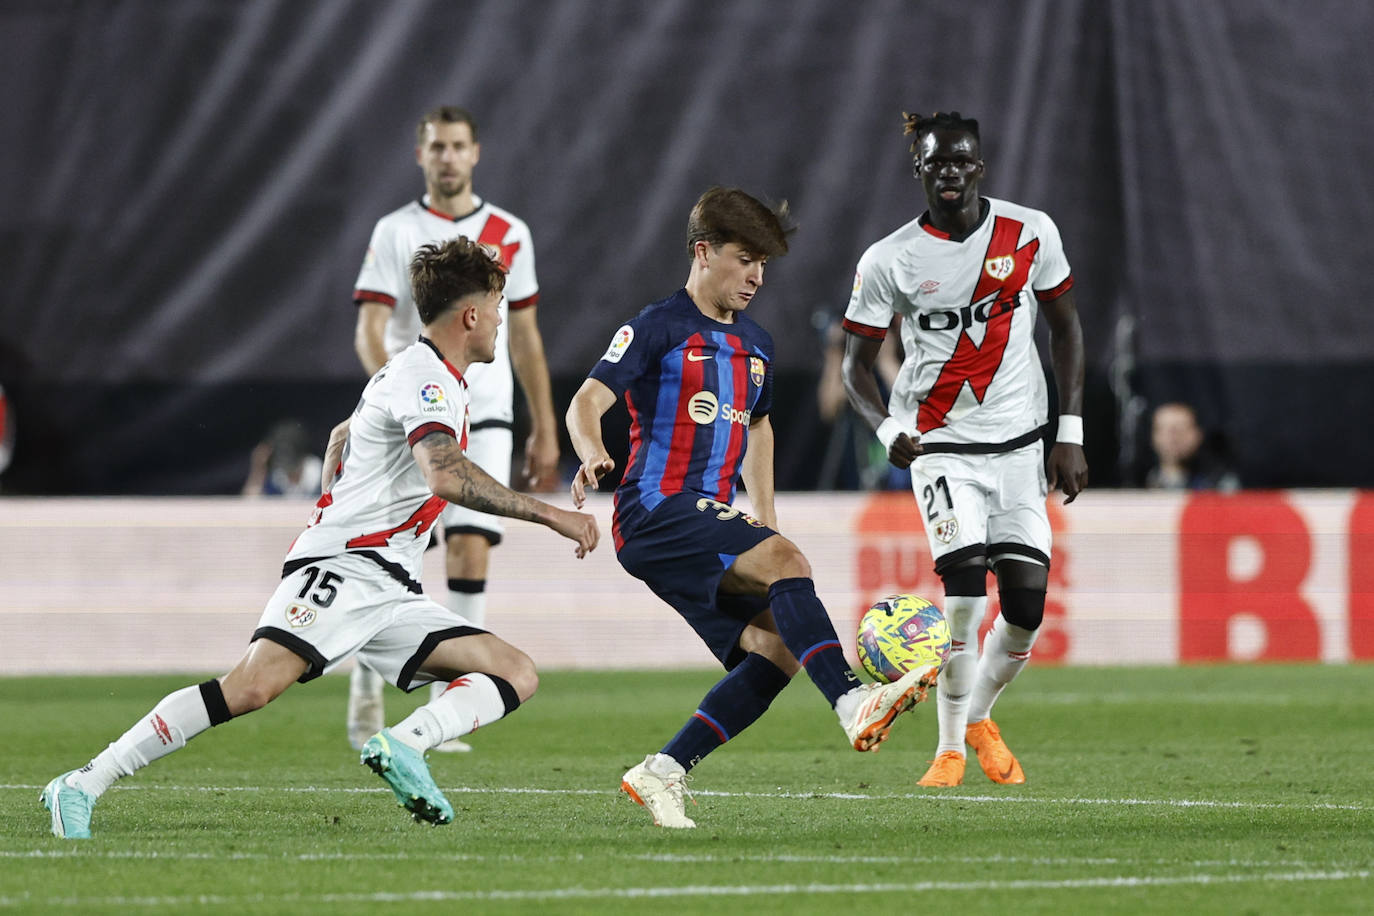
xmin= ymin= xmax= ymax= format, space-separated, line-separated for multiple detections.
xmin=967 ymin=616 xmax=1038 ymax=724
xmin=936 ymin=595 xmax=986 ymax=755
xmin=446 ymin=584 xmax=487 ymax=630
xmin=350 ymin=664 xmax=384 ymax=699
xmin=647 ymin=752 xmax=685 ymax=777
xmin=68 ymin=685 xmax=211 ymax=798
xmin=390 ymin=673 xmax=509 ymax=752
xmin=833 ymin=685 xmax=865 ymax=725
xmin=432 ymin=585 xmax=485 ymax=708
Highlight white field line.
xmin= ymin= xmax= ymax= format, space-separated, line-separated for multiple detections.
xmin=0 ymin=871 xmax=1367 ymax=908
xmin=1028 ymin=692 xmax=1300 ymax=705
xmin=3 ymin=783 xmax=1367 ymax=811
xmin=0 ymin=849 xmax=1361 ymax=872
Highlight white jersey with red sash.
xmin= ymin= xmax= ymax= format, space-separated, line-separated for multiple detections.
xmin=353 ymin=196 xmax=537 ymax=425
xmin=288 ymin=338 xmax=469 ymax=583
xmin=843 ymin=197 xmax=1073 ymax=451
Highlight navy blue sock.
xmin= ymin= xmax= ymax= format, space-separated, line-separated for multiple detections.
xmin=768 ymin=577 xmax=861 ymax=706
xmin=661 ymin=654 xmax=792 ymax=771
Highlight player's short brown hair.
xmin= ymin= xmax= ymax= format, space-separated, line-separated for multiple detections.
xmin=416 ymin=105 xmax=479 ymax=144
xmin=686 ymin=187 xmax=793 ymax=259
xmin=410 ymin=237 xmax=507 ymax=325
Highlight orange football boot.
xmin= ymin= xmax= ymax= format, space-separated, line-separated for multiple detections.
xmin=965 ymin=717 xmax=1025 ymax=784
xmin=916 ymin=750 xmax=966 ymax=787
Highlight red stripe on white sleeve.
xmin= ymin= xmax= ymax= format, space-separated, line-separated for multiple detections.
xmin=1034 ymin=275 xmax=1075 ymax=301
xmin=508 ymin=292 xmax=540 ymax=311
xmin=407 ymin=422 xmax=456 ymax=447
xmin=355 ymin=289 xmax=397 ymax=308
xmin=842 ymin=318 xmax=887 ymax=340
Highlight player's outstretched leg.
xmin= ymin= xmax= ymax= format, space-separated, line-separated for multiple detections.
xmin=621 ymin=753 xmax=696 ymax=829
xmin=39 ymin=679 xmax=236 ymax=839
xmin=360 ymin=729 xmax=454 ymax=825
xmin=40 ymin=772 xmax=97 ymax=840
xmin=347 ymin=664 xmax=386 ymax=751
xmin=764 ymin=576 xmax=930 ymax=749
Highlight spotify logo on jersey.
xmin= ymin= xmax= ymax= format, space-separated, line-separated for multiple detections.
xmin=688 ymin=391 xmax=751 ymax=426
xmin=688 ymin=391 xmax=720 ymax=424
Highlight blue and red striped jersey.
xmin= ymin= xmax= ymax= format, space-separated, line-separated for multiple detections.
xmin=589 ymin=289 xmax=774 ymax=545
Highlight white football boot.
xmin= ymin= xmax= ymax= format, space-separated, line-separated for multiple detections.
xmin=841 ymin=665 xmax=937 ymax=751
xmin=621 ymin=753 xmax=696 ymax=829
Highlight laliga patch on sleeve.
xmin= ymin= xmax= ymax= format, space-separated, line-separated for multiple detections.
xmin=602 ymin=325 xmax=634 ymax=363
xmin=418 ymin=381 xmax=450 ymax=415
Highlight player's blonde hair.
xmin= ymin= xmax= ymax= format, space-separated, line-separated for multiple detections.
xmin=409 ymin=237 xmax=507 ymax=325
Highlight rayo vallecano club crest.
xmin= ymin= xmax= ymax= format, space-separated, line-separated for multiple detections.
xmin=984 ymin=255 xmax=1015 ymax=281
xmin=285 ymin=603 xmax=317 ymax=628
xmin=934 ymin=516 xmax=960 ymax=544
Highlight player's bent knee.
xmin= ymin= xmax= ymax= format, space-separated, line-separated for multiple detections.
xmin=495 ymin=653 xmax=539 ymax=702
xmin=731 ymin=535 xmax=813 ymax=593
xmin=769 ymin=539 xmax=812 ymax=581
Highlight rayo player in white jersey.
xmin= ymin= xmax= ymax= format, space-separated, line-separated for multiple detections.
xmin=40 ymin=238 xmax=598 ymax=838
xmin=842 ymin=111 xmax=1088 ymax=789
xmin=350 ymin=106 xmax=560 ymax=751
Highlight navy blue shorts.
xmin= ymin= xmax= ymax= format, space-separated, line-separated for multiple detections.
xmin=615 ymin=492 xmax=776 ymax=669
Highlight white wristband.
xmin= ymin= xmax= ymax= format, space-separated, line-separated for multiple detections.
xmin=876 ymin=417 xmax=908 ymax=450
xmin=1056 ymin=415 xmax=1084 ymax=445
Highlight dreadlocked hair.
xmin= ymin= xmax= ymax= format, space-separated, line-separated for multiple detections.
xmin=902 ymin=110 xmax=980 ymax=152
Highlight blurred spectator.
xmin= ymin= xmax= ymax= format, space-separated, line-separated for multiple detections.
xmin=241 ymin=419 xmax=323 ymax=498
xmin=814 ymin=310 xmax=908 ymax=490
xmin=1145 ymin=402 xmax=1239 ymax=491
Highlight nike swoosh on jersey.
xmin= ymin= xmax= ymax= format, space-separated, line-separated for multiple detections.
xmin=685 ymin=351 xmax=712 ymax=361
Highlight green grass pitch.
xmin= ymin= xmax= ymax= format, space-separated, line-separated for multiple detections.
xmin=2 ymin=664 xmax=1371 ymax=913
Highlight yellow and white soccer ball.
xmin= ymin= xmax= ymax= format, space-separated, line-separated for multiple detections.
xmin=856 ymin=594 xmax=952 ymax=684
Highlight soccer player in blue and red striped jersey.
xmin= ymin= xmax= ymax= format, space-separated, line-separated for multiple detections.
xmin=567 ymin=188 xmax=935 ymax=829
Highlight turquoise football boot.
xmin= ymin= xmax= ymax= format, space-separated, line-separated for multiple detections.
xmin=359 ymin=729 xmax=454 ymax=825
xmin=41 ymin=771 xmax=96 ymax=839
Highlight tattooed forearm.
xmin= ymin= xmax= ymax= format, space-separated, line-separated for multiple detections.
xmin=417 ymin=432 xmax=546 ymax=523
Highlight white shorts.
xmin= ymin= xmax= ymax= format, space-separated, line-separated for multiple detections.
xmin=910 ymin=441 xmax=1052 ymax=572
xmin=253 ymin=552 xmax=484 ymax=690
xmin=441 ymin=425 xmax=513 ymax=544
